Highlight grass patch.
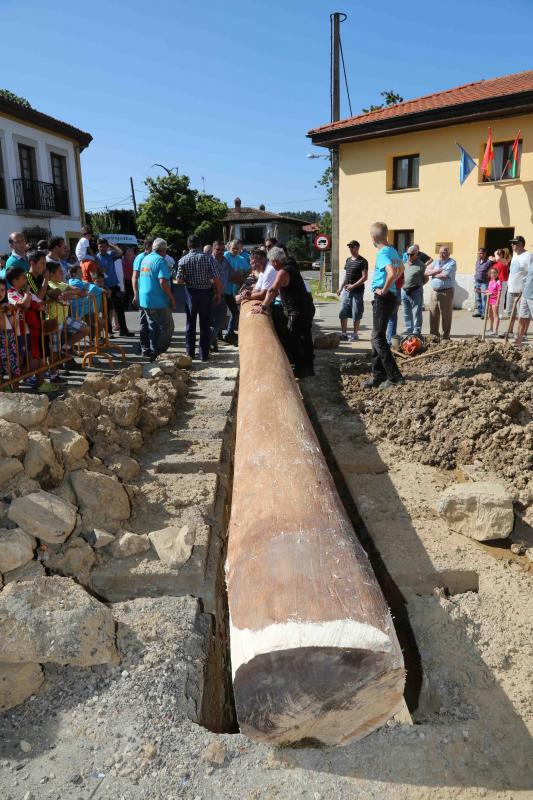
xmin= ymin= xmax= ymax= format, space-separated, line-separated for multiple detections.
xmin=308 ymin=278 xmax=338 ymax=303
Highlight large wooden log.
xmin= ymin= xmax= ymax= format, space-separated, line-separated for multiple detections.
xmin=226 ymin=301 xmax=405 ymax=746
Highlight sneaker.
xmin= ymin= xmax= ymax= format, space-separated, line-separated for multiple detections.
xmin=498 ymin=333 xmax=507 ymax=339
xmin=472 ymin=313 xmax=482 ymax=318
xmin=340 ymin=333 xmax=348 ymax=341
xmin=120 ymin=330 xmax=136 ymax=337
xmin=362 ymin=378 xmax=383 ymax=389
xmin=349 ymin=333 xmax=359 ymax=342
xmin=379 ymin=378 xmax=406 ymax=390
xmin=37 ymin=381 xmax=61 ymax=395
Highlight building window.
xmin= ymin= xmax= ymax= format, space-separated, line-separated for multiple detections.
xmin=18 ymin=143 xmax=37 ymax=181
xmin=393 ymin=230 xmax=414 ymax=255
xmin=482 ymin=139 xmax=522 ymax=182
xmin=392 ymin=154 xmax=419 ymax=190
xmin=0 ymin=143 xmax=6 ymax=209
xmin=50 ymin=153 xmax=70 ymax=215
xmin=241 ymin=226 xmax=265 ymax=245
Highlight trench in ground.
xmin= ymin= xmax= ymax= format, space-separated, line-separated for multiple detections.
xmin=197 ymin=379 xmax=480 ymax=735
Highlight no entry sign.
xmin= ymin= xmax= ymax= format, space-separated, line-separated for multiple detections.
xmin=314 ymin=234 xmax=331 ymax=251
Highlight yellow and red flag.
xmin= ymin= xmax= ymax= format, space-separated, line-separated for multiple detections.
xmin=481 ymin=128 xmax=494 ymax=179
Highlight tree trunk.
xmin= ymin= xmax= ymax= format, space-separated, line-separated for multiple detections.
xmin=226 ymin=301 xmax=405 ymax=746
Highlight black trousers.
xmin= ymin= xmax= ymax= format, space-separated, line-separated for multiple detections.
xmin=371 ymin=292 xmax=403 ymax=383
xmin=271 ymin=304 xmax=291 ymax=360
xmin=123 ymin=279 xmax=134 ymax=311
xmin=286 ymin=305 xmax=315 ymax=370
xmin=107 ymin=285 xmax=128 ymax=334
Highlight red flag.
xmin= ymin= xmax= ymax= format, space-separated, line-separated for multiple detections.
xmin=481 ymin=128 xmax=494 ymax=179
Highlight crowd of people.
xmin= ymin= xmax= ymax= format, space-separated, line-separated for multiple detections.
xmin=336 ymin=223 xmax=533 ymax=390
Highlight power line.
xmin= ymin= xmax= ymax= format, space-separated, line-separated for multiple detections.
xmin=339 ymin=34 xmax=353 ymax=117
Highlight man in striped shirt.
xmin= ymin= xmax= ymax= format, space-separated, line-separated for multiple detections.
xmin=177 ymin=235 xmax=223 ymax=361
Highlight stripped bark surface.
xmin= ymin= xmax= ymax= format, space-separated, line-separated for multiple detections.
xmin=226 ymin=301 xmax=405 ymax=745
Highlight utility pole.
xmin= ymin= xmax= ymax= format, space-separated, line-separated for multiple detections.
xmin=330 ymin=12 xmax=346 ymax=292
xmin=130 ymin=177 xmax=138 ymax=218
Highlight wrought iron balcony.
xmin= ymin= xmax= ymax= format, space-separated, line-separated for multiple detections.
xmin=13 ymin=178 xmax=70 ymax=215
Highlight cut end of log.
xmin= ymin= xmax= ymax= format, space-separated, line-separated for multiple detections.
xmin=233 ymin=646 xmax=405 ymax=746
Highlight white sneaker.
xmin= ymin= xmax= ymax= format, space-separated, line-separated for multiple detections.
xmin=349 ymin=333 xmax=359 ymax=341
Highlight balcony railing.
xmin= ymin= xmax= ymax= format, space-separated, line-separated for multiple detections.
xmin=13 ymin=178 xmax=69 ymax=215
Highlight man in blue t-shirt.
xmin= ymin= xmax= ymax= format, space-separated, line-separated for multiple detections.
xmin=137 ymin=237 xmax=176 ymax=360
xmin=1 ymin=231 xmax=30 ymax=280
xmin=132 ymin=237 xmax=154 ymax=358
xmin=96 ymin=238 xmax=134 ymax=337
xmin=363 ymin=222 xmax=404 ymax=389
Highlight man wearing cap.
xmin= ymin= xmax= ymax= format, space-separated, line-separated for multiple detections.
xmin=506 ymin=236 xmax=532 ymax=336
xmin=515 ymin=248 xmax=533 ymax=346
xmin=336 ymin=240 xmax=368 ymax=341
xmin=401 ymin=244 xmax=427 ymax=335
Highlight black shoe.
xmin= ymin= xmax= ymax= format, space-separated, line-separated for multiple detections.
xmin=120 ymin=330 xmax=136 ymax=337
xmin=201 ymin=356 xmax=210 ymax=362
xmin=379 ymin=378 xmax=406 ymax=389
xmin=472 ymin=313 xmax=482 ymax=318
xmin=210 ymin=340 xmax=219 ymax=352
xmin=362 ymin=377 xmax=383 ymax=389
xmin=293 ymin=366 xmax=315 ymax=379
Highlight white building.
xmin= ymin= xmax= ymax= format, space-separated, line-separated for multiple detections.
xmin=0 ymin=95 xmax=92 ymax=254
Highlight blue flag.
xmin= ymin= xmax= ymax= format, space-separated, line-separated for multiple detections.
xmin=457 ymin=143 xmax=476 ymax=185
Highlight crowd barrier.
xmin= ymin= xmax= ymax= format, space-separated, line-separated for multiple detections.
xmin=0 ymin=291 xmax=126 ymax=391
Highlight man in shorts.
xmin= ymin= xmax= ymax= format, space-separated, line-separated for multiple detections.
xmin=336 ymin=240 xmax=368 ymax=341
xmin=515 ymin=250 xmax=533 ymax=346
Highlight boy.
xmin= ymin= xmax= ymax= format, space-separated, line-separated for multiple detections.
xmin=69 ymin=265 xmax=107 ymax=336
xmin=6 ymin=266 xmax=57 ymax=394
xmin=46 ymin=262 xmax=91 ymax=355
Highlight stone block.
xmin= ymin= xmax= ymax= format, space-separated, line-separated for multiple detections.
xmin=46 ymin=399 xmax=82 ymax=432
xmin=70 ymin=469 xmax=130 ymax=521
xmin=314 ymin=332 xmax=341 ymax=349
xmin=0 ymin=662 xmax=44 ymax=712
xmin=24 ymin=431 xmax=63 ymax=488
xmin=0 ymin=528 xmax=36 ymax=573
xmin=148 ymin=525 xmax=195 ymax=568
xmin=111 ymin=531 xmax=151 ymax=559
xmin=0 ymin=576 xmax=118 ymax=666
xmin=437 ymin=482 xmax=514 ymax=541
xmin=46 ymin=538 xmax=96 ymax=584
xmin=0 ymin=419 xmax=28 ymax=458
xmin=3 ymin=559 xmax=45 ymax=584
xmin=0 ymin=394 xmax=48 ymax=428
xmin=0 ymin=457 xmax=23 ymax=488
xmin=107 ymin=454 xmax=140 ymax=481
xmin=50 ymin=426 xmax=89 ymax=467
xmin=8 ymin=491 xmax=77 ymax=544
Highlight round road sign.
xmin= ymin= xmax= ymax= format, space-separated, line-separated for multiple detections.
xmin=314 ymin=234 xmax=331 ymax=251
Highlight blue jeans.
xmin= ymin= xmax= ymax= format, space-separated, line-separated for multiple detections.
xmin=185 ymin=287 xmax=213 ymax=359
xmin=385 ymin=293 xmax=400 ymax=344
xmin=145 ymin=306 xmax=174 ymax=357
xmin=475 ymin=280 xmax=488 ymax=315
xmin=401 ymin=286 xmax=424 ymax=334
xmin=339 ymin=289 xmax=364 ymax=321
xmin=224 ymin=294 xmax=239 ymax=336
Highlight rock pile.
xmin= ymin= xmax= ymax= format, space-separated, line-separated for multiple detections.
xmin=341 ymin=340 xmax=532 ymax=504
xmin=0 ymin=354 xmax=192 ymax=711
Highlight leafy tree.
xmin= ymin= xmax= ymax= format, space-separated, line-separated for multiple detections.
xmin=287 ymin=236 xmax=313 ymax=261
xmin=135 ymin=173 xmax=227 ymax=251
xmin=320 ymin=211 xmax=332 ymax=236
xmin=280 ymin=210 xmax=321 ymax=223
xmin=86 ymin=211 xmax=121 ymax=235
xmin=362 ymin=89 xmax=403 ymax=114
xmin=0 ymin=89 xmax=32 ymax=108
xmin=315 ymin=162 xmax=333 ymax=208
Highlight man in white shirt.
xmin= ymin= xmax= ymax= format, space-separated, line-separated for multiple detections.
xmin=507 ymin=236 xmax=532 ymax=336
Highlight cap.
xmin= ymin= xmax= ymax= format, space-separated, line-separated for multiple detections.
xmin=510 ymin=235 xmax=525 ymax=246
xmin=346 ymin=240 xmax=360 ymax=248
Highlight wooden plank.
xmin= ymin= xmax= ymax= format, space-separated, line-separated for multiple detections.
xmin=226 ymin=300 xmax=405 ymax=746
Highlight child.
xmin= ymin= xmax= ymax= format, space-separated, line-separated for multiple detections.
xmin=6 ymin=266 xmax=56 ymax=394
xmin=482 ymin=266 xmax=501 ymax=336
xmin=93 ymin=272 xmax=112 ymax=338
xmin=46 ymin=262 xmax=91 ymax=355
xmin=69 ymin=265 xmax=106 ymax=337
xmin=491 ymin=248 xmax=510 ymax=324
xmin=0 ymin=278 xmax=20 ymax=387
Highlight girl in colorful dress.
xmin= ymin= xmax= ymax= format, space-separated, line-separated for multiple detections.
xmin=483 ymin=266 xmax=502 ymax=336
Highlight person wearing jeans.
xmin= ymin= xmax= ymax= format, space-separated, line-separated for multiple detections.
xmin=96 ymin=238 xmax=134 ymax=337
xmin=472 ymin=247 xmax=491 ymax=318
xmin=223 ymin=239 xmax=248 ymax=343
xmin=137 ymin=237 xmax=175 ymax=360
xmin=177 ymin=234 xmax=223 ymax=361
xmin=363 ymin=222 xmax=404 ymax=390
xmin=132 ymin=237 xmax=154 ymax=357
xmin=425 ymin=246 xmax=457 ymax=339
xmin=401 ymin=244 xmax=427 ymax=335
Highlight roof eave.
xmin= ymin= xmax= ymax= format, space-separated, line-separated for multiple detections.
xmin=0 ymin=98 xmax=93 ymax=150
xmin=308 ymin=90 xmax=533 ymax=147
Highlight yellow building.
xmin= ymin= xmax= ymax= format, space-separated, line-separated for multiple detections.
xmin=308 ymin=69 xmax=533 ymax=305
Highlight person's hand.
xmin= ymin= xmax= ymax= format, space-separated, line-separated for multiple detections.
xmin=250 ymin=305 xmax=267 ymax=315
xmin=375 ymin=288 xmax=383 ymax=296
xmin=336 ymin=288 xmax=341 ymax=296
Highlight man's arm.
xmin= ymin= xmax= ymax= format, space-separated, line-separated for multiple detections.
xmin=252 ymin=271 xmax=288 ymax=313
xmin=159 ymin=278 xmax=176 ymax=310
xmin=348 ymin=267 xmax=368 ymax=291
xmin=132 ymin=269 xmax=139 ymax=301
xmin=109 ymin=243 xmax=123 ymax=258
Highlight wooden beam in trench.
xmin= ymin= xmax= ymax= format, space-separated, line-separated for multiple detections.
xmin=226 ymin=300 xmax=405 ymax=746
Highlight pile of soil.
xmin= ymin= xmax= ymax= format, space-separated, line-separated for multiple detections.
xmin=341 ymin=340 xmax=532 ymax=502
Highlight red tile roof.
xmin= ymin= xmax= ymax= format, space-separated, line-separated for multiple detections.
xmin=308 ymin=69 xmax=533 ymax=136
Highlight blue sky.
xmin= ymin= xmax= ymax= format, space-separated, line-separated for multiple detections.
xmin=2 ymin=0 xmax=532 ymax=214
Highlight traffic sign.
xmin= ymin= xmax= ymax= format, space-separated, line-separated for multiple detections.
xmin=314 ymin=234 xmax=331 ymax=251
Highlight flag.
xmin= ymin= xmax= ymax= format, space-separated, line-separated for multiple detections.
xmin=502 ymin=131 xmax=521 ymax=179
xmin=481 ymin=128 xmax=494 ymax=179
xmin=456 ymin=143 xmax=476 ymax=185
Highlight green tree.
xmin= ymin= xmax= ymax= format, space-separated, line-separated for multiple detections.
xmin=85 ymin=211 xmax=123 ymax=235
xmin=315 ymin=162 xmax=333 ymax=208
xmin=320 ymin=211 xmax=332 ymax=236
xmin=280 ymin=210 xmax=321 ymax=223
xmin=287 ymin=236 xmax=312 ymax=261
xmin=0 ymin=89 xmax=32 ymax=108
xmin=362 ymin=89 xmax=403 ymax=114
xmin=135 ymin=173 xmax=227 ymax=251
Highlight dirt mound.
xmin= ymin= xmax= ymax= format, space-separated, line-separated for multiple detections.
xmin=341 ymin=340 xmax=532 ymax=503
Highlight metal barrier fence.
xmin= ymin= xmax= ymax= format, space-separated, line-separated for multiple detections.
xmin=0 ymin=290 xmax=126 ymax=391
